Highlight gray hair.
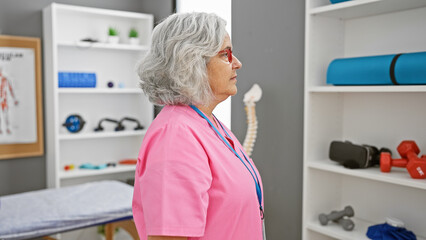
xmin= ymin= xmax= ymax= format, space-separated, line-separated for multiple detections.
xmin=137 ymin=12 xmax=227 ymax=106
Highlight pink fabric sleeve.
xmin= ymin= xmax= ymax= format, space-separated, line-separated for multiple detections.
xmin=136 ymin=124 xmax=212 ymax=237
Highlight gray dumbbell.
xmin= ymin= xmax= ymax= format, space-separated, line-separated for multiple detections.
xmin=319 ymin=206 xmax=355 ymax=229
xmin=334 ymin=218 xmax=355 ymax=231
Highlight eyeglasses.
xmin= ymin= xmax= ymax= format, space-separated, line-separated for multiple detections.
xmin=218 ymin=48 xmax=233 ymax=63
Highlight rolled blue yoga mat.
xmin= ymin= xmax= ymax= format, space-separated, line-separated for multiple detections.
xmin=327 ymin=51 xmax=426 ymax=85
xmin=395 ymin=52 xmax=426 ymax=84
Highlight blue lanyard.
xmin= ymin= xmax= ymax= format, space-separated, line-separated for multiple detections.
xmin=189 ymin=105 xmax=264 ymax=219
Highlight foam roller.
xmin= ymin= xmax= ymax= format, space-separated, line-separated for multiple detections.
xmin=327 ymin=51 xmax=426 ymax=85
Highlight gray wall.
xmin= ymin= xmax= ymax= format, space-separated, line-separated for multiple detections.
xmin=232 ymin=0 xmax=305 ymax=239
xmin=0 ymin=0 xmax=173 ymax=196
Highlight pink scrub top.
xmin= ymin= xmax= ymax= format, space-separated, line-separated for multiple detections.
xmin=132 ymin=105 xmax=264 ymax=240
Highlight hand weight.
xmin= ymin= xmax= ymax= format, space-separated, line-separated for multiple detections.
xmin=319 ymin=206 xmax=354 ymax=225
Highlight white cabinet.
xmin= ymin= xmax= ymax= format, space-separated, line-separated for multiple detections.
xmin=43 ymin=3 xmax=154 ymax=188
xmin=303 ymin=0 xmax=426 ymax=239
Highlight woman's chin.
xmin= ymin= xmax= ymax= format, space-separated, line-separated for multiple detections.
xmin=230 ymin=88 xmax=238 ymax=96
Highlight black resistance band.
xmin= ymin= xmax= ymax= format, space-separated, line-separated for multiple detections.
xmin=390 ymin=53 xmax=403 ymax=85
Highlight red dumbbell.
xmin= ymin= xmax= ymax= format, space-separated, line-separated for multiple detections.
xmin=380 ymin=141 xmax=419 ymax=172
xmin=397 ymin=140 xmax=420 ymax=162
xmin=380 ymin=152 xmax=408 ymax=172
xmin=380 ymin=140 xmax=421 ymax=173
xmin=380 ymin=141 xmax=426 ymax=178
xmin=398 ymin=140 xmax=426 ymax=179
xmin=406 ymin=158 xmax=426 ymax=179
xmin=396 ymin=140 xmax=426 ymax=179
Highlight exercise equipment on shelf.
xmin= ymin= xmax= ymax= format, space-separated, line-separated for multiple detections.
xmin=79 ymin=163 xmax=108 ymax=170
xmin=119 ymin=159 xmax=137 ymax=165
xmin=329 ymin=141 xmax=391 ymax=169
xmin=64 ymin=164 xmax=75 ymax=171
xmin=380 ymin=140 xmax=426 ymax=179
xmin=118 ymin=117 xmax=144 ymax=131
xmin=380 ymin=141 xmax=418 ymax=172
xmin=318 ymin=206 xmax=355 ymax=231
xmin=68 ymin=162 xmax=125 ymax=171
xmin=94 ymin=118 xmax=121 ymax=132
xmin=327 ymin=51 xmax=426 ymax=85
xmin=58 ymin=72 xmax=96 ymax=88
xmin=94 ymin=117 xmax=144 ymax=132
xmin=366 ymin=217 xmax=417 ymax=240
xmin=329 ymin=0 xmax=351 ymax=4
xmin=380 ymin=153 xmax=408 ymax=173
xmin=62 ymin=114 xmax=86 ymax=133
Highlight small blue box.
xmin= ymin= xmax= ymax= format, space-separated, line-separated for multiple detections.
xmin=330 ymin=0 xmax=351 ymax=4
xmin=58 ymin=72 xmax=97 ymax=88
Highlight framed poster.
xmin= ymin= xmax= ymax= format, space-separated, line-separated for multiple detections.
xmin=0 ymin=35 xmax=44 ymax=159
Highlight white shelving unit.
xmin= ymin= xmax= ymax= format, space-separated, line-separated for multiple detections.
xmin=43 ymin=3 xmax=154 ymax=188
xmin=303 ymin=1 xmax=426 ymax=239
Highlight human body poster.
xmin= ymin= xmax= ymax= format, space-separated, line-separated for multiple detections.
xmin=0 ymin=47 xmax=37 ymax=144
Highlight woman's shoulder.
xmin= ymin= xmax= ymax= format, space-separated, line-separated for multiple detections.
xmin=148 ymin=105 xmax=204 ymax=132
xmin=142 ymin=105 xmax=210 ymax=147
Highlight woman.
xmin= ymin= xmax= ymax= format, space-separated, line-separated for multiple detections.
xmin=133 ymin=12 xmax=264 ymax=240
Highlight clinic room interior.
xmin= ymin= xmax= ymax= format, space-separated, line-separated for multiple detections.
xmin=0 ymin=0 xmax=425 ymax=239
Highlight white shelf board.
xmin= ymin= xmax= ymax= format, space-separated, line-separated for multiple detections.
xmin=60 ymin=164 xmax=136 ymax=179
xmin=309 ymin=0 xmax=426 ymax=20
xmin=58 ymin=88 xmax=142 ymax=94
xmin=58 ymin=41 xmax=149 ymax=51
xmin=308 ymin=85 xmax=426 ymax=93
xmin=308 ymin=217 xmax=425 ymax=240
xmin=54 ymin=3 xmax=152 ymax=20
xmin=307 ymin=160 xmax=426 ymax=190
xmin=59 ymin=130 xmax=146 ymax=140
xmin=307 ymin=217 xmax=373 ymax=240
xmin=308 ymin=217 xmax=426 ymax=240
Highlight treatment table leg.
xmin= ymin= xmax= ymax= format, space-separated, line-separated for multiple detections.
xmin=105 ymin=219 xmax=139 ymax=240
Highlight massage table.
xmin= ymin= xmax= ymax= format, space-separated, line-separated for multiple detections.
xmin=0 ymin=180 xmax=139 ymax=240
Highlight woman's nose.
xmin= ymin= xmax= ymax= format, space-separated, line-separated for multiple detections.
xmin=232 ymin=55 xmax=242 ymax=69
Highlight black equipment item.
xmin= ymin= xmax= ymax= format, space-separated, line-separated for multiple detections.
xmin=329 ymin=141 xmax=391 ymax=169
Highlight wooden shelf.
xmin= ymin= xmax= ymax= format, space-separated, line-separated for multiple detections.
xmin=309 ymin=0 xmax=426 ymax=20
xmin=307 ymin=160 xmax=426 ymax=191
xmin=60 ymin=164 xmax=136 ymax=179
xmin=58 ymin=88 xmax=142 ymax=94
xmin=59 ymin=130 xmax=146 ymax=140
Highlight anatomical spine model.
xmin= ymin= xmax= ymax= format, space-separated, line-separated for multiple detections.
xmin=242 ymin=84 xmax=262 ymax=157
